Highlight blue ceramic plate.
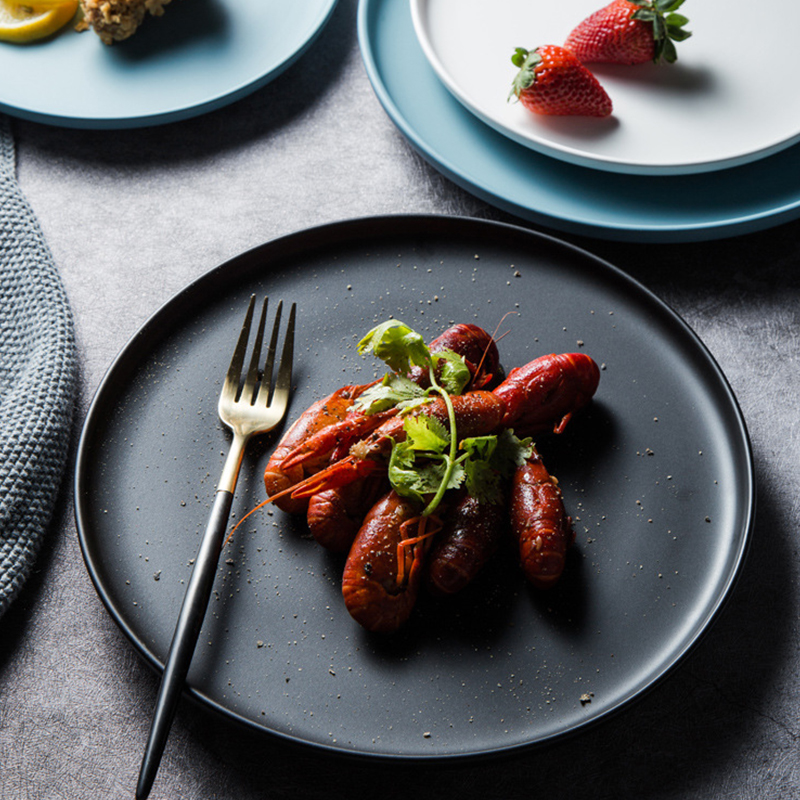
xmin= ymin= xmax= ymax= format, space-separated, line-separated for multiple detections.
xmin=358 ymin=0 xmax=800 ymax=241
xmin=0 ymin=0 xmax=338 ymax=129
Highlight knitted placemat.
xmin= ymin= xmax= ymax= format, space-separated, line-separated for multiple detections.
xmin=0 ymin=116 xmax=77 ymax=619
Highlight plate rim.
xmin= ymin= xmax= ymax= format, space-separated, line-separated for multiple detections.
xmin=74 ymin=213 xmax=756 ymax=759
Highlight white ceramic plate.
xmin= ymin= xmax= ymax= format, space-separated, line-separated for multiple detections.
xmin=410 ymin=0 xmax=800 ymax=174
xmin=0 ymin=0 xmax=337 ymax=129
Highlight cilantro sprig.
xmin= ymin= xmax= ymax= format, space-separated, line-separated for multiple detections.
xmin=358 ymin=320 xmax=430 ymax=375
xmin=356 ymin=321 xmax=471 ymax=414
xmin=357 ymin=320 xmax=532 ymax=515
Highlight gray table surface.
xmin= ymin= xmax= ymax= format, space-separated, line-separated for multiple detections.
xmin=2 ymin=1 xmax=799 ymax=798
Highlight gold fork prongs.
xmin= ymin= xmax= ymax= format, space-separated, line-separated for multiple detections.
xmin=217 ymin=294 xmax=295 ymax=493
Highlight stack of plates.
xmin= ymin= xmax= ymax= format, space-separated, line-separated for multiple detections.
xmin=358 ymin=0 xmax=800 ymax=241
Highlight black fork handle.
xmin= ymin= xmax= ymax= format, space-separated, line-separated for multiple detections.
xmin=136 ymin=489 xmax=233 ymax=800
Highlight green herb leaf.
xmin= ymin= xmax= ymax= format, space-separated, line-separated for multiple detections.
xmin=403 ymin=414 xmax=450 ymax=454
xmin=357 ymin=319 xmax=539 ymax=519
xmin=388 ymin=441 xmax=464 ymax=504
xmin=387 ymin=441 xmax=430 ymax=504
xmin=461 ymin=429 xmax=533 ymax=475
xmin=357 ymin=320 xmax=430 ymax=375
xmin=493 ymin=428 xmax=535 ymax=471
xmin=432 ymin=349 xmax=471 ymax=396
xmin=464 ymin=459 xmax=503 ymax=505
xmin=353 ymin=373 xmax=426 ymax=415
xmin=437 ymin=460 xmax=466 ymax=492
xmin=459 ymin=429 xmax=534 ymax=505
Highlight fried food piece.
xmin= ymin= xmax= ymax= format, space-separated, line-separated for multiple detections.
xmin=79 ymin=0 xmax=172 ymax=44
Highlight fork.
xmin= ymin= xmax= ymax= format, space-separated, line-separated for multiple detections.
xmin=136 ymin=295 xmax=295 ymax=800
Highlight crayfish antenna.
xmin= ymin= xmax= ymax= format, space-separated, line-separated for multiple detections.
xmin=489 ymin=311 xmax=516 ymax=346
xmin=553 ymin=411 xmax=573 ymax=435
xmin=472 ymin=311 xmax=516 ymax=389
xmin=226 ymin=457 xmax=382 ymax=545
xmin=275 ymin=455 xmax=380 ymax=502
xmin=224 ymin=497 xmax=273 ymax=545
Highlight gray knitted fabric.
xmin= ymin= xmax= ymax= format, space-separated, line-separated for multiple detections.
xmin=0 ymin=116 xmax=77 ymax=619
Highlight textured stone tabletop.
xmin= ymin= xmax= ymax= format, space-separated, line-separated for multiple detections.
xmin=1 ymin=1 xmax=799 ymax=798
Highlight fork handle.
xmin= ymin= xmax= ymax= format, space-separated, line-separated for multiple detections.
xmin=136 ymin=488 xmax=234 ymax=800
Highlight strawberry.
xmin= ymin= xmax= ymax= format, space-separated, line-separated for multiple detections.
xmin=509 ymin=45 xmax=613 ymax=117
xmin=564 ymin=0 xmax=691 ymax=65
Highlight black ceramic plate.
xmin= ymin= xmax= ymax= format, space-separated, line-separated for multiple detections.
xmin=75 ymin=215 xmax=754 ymax=759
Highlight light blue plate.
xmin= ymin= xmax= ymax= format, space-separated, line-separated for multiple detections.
xmin=0 ymin=0 xmax=338 ymax=129
xmin=357 ymin=0 xmax=800 ymax=242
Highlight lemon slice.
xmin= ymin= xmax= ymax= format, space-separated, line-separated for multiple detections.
xmin=0 ymin=0 xmax=78 ymax=43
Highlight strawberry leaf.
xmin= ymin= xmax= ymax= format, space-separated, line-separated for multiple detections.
xmin=652 ymin=13 xmax=666 ymax=39
xmin=656 ymin=0 xmax=685 ymax=11
xmin=667 ymin=25 xmax=691 ymax=42
xmin=510 ymin=46 xmax=528 ymax=68
xmin=509 ymin=47 xmax=542 ymax=101
xmin=633 ymin=0 xmax=691 ymax=64
xmin=666 ymin=12 xmax=688 ymax=26
xmin=660 ymin=36 xmax=678 ymax=63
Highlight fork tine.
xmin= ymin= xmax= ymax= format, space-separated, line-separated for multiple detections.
xmin=259 ymin=300 xmax=282 ymax=403
xmin=270 ymin=302 xmax=295 ymax=411
xmin=256 ymin=302 xmax=296 ymax=408
xmin=224 ymin=294 xmax=256 ymax=400
xmin=241 ymin=297 xmax=269 ymax=404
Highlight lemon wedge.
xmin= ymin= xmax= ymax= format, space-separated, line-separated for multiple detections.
xmin=0 ymin=0 xmax=78 ymax=43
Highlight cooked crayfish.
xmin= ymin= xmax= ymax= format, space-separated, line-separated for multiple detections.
xmin=258 ymin=317 xmax=600 ymax=633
